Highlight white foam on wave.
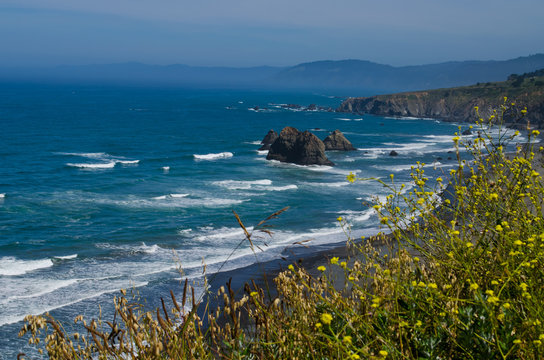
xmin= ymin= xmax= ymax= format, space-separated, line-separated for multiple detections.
xmin=54 ymin=254 xmax=78 ymax=260
xmin=67 ymin=161 xmax=117 ymax=169
xmin=212 ymin=179 xmax=297 ymax=192
xmin=421 ymin=134 xmax=457 ymax=143
xmin=0 ymin=281 xmax=149 ymax=327
xmin=193 ymin=152 xmax=233 ymax=160
xmin=0 ymin=193 xmax=4 ymax=199
xmin=59 ymin=152 xmax=139 ymax=169
xmin=372 ymin=164 xmax=415 ymax=172
xmin=267 ymin=185 xmax=298 ymax=191
xmin=3 ymin=279 xmax=79 ymax=303
xmin=246 ymin=141 xmax=262 ymax=145
xmin=55 ymin=152 xmax=108 ymax=159
xmin=267 ymin=160 xmax=331 ymax=171
xmin=304 ymin=181 xmax=350 ymax=188
xmin=194 ymin=226 xmax=255 ymax=242
xmin=213 ymin=179 xmax=272 ymax=190
xmin=338 ymin=208 xmax=375 ymax=223
xmin=95 ymin=242 xmax=166 ymax=255
xmin=257 ymin=150 xmax=268 ymax=155
xmin=107 ymin=196 xmax=246 ymax=209
xmin=162 ymin=166 xmax=170 ymax=171
xmin=152 ymin=193 xmax=190 ymax=200
xmin=117 ymin=160 xmax=140 ymax=165
xmin=335 ymin=117 xmax=363 ymax=121
xmin=0 ymin=257 xmax=54 ymax=276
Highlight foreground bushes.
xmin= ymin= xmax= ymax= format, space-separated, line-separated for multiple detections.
xmin=19 ymin=103 xmax=544 ymax=359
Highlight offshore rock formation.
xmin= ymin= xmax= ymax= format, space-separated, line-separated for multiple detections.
xmin=267 ymin=127 xmax=334 ymax=166
xmin=258 ymin=130 xmax=279 ymax=150
xmin=323 ymin=130 xmax=356 ymax=151
xmin=336 ymin=70 xmax=544 ymax=129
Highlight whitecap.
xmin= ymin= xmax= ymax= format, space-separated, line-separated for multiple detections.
xmin=257 ymin=150 xmax=268 ymax=155
xmin=338 ymin=208 xmax=375 ymax=223
xmin=53 ymin=254 xmax=78 ymax=260
xmin=0 ymin=257 xmax=54 ymax=276
xmin=372 ymin=164 xmax=414 ymax=172
xmin=93 ymin=196 xmax=246 ymax=209
xmin=0 ymin=281 xmax=148 ymax=327
xmin=67 ymin=161 xmax=117 ymax=169
xmin=55 ymin=152 xmax=108 ymax=159
xmin=152 ymin=193 xmax=189 ymax=200
xmin=95 ymin=242 xmax=165 ymax=255
xmin=0 ymin=193 xmax=5 ymax=199
xmin=3 ymin=279 xmax=79 ymax=302
xmin=162 ymin=166 xmax=170 ymax=171
xmin=193 ymin=152 xmax=233 ymax=160
xmin=267 ymin=185 xmax=298 ymax=191
xmin=213 ymin=179 xmax=272 ymax=190
xmin=421 ymin=135 xmax=457 ymax=143
xmin=335 ymin=117 xmax=363 ymax=121
xmin=117 ymin=160 xmax=140 ymax=165
xmin=304 ymin=181 xmax=349 ymax=188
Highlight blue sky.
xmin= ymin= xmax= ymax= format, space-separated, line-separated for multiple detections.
xmin=0 ymin=0 xmax=542 ymax=67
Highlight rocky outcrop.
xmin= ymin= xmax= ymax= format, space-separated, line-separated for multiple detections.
xmin=336 ymin=74 xmax=544 ymax=128
xmin=267 ymin=127 xmax=334 ymax=166
xmin=323 ymin=130 xmax=356 ymax=151
xmin=258 ymin=130 xmax=279 ymax=150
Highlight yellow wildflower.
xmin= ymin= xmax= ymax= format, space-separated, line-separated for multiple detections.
xmin=320 ymin=313 xmax=332 ymax=325
xmin=317 ymin=266 xmax=326 ymax=272
xmin=343 ymin=336 xmax=352 ymax=345
xmin=379 ymin=350 xmax=388 ymax=357
xmin=330 ymin=257 xmax=339 ymax=265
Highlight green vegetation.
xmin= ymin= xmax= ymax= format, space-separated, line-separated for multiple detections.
xmin=338 ymin=70 xmax=544 ymax=128
xmin=18 ymin=102 xmax=544 ymax=359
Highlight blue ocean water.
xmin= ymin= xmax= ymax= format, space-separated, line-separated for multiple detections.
xmin=0 ymin=84 xmax=502 ymax=357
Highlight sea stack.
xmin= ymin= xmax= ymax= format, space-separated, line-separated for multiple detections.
xmin=258 ymin=129 xmax=279 ymax=150
xmin=267 ymin=126 xmax=334 ymax=166
xmin=323 ymin=129 xmax=356 ymax=151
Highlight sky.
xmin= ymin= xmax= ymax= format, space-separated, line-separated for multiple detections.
xmin=0 ymin=0 xmax=543 ymax=67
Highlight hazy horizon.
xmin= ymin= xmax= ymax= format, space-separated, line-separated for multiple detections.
xmin=0 ymin=0 xmax=543 ymax=68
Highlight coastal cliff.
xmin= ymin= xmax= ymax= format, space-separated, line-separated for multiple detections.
xmin=337 ymin=69 xmax=544 ymax=128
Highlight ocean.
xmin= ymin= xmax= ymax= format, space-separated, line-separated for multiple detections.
xmin=0 ymin=83 xmax=517 ymax=357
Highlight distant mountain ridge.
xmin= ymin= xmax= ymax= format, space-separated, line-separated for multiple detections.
xmin=1 ymin=54 xmax=544 ymax=93
xmin=0 ymin=62 xmax=284 ymax=87
xmin=272 ymin=54 xmax=544 ymax=92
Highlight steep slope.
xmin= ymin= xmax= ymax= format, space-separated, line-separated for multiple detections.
xmin=337 ymin=70 xmax=544 ymax=128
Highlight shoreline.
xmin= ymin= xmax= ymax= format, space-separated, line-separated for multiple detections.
xmin=200 ymin=130 xmax=544 ymax=324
